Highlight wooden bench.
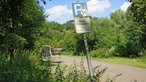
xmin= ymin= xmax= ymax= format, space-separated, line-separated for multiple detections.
xmin=52 ymin=48 xmax=62 ymax=55
xmin=51 ymin=48 xmax=62 ymax=63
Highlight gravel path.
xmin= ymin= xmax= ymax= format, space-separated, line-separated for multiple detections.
xmin=59 ymin=55 xmax=146 ymax=82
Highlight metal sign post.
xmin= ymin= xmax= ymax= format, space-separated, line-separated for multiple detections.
xmin=83 ymin=33 xmax=94 ymax=82
xmin=72 ymin=0 xmax=94 ymax=82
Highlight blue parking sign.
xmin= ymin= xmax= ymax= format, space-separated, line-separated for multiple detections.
xmin=72 ymin=3 xmax=88 ymax=17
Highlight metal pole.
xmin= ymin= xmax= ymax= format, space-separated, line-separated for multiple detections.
xmin=83 ymin=33 xmax=94 ymax=82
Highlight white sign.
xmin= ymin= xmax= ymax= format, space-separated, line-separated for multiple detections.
xmin=75 ymin=17 xmax=91 ymax=33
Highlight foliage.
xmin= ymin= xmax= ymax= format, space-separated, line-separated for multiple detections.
xmin=1 ymin=0 xmax=146 ymax=81
xmin=128 ymin=0 xmax=146 ymax=49
xmin=110 ymin=9 xmax=142 ymax=57
xmin=90 ymin=48 xmax=108 ymax=58
xmin=1 ymin=0 xmax=146 ymax=67
xmin=35 ymin=9 xmax=145 ymax=58
xmin=0 ymin=50 xmax=114 ymax=82
xmin=62 ymin=31 xmax=77 ymax=52
xmin=0 ymin=0 xmax=45 ymax=53
xmin=34 ymin=22 xmax=66 ymax=51
xmin=90 ymin=46 xmax=116 ymax=58
xmin=0 ymin=50 xmax=49 ymax=82
xmin=142 ymin=49 xmax=146 ymax=63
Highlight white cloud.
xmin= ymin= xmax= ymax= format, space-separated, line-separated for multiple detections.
xmin=45 ymin=5 xmax=72 ymax=22
xmin=87 ymin=0 xmax=111 ymax=15
xmin=45 ymin=0 xmax=111 ymax=23
xmin=120 ymin=2 xmax=131 ymax=12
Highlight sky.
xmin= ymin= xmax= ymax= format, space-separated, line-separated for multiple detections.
xmin=40 ymin=0 xmax=131 ymax=24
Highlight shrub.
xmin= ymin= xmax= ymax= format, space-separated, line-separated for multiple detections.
xmin=142 ymin=49 xmax=146 ymax=62
xmin=0 ymin=50 xmax=119 ymax=82
xmin=90 ymin=47 xmax=115 ymax=58
xmin=115 ymin=41 xmax=141 ymax=58
xmin=0 ymin=50 xmax=51 ymax=82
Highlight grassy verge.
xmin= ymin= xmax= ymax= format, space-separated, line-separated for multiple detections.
xmin=97 ymin=57 xmax=146 ymax=68
xmin=0 ymin=50 xmax=109 ymax=82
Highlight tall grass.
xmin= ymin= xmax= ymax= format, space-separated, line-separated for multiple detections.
xmin=0 ymin=50 xmax=117 ymax=82
xmin=0 ymin=50 xmax=51 ymax=82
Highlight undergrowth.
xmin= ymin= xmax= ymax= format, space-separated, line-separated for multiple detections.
xmin=0 ymin=50 xmax=120 ymax=82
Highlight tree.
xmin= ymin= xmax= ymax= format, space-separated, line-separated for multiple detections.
xmin=128 ymin=0 xmax=146 ymax=49
xmin=125 ymin=9 xmax=142 ymax=57
xmin=110 ymin=9 xmax=141 ymax=57
xmin=89 ymin=17 xmax=119 ymax=49
xmin=0 ymin=0 xmax=45 ymax=58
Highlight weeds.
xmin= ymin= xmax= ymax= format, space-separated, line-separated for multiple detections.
xmin=106 ymin=73 xmax=122 ymax=82
xmin=0 ymin=50 xmax=120 ymax=82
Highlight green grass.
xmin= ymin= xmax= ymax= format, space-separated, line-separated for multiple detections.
xmin=97 ymin=57 xmax=146 ymax=68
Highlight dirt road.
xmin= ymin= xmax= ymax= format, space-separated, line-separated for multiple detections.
xmin=59 ymin=55 xmax=146 ymax=82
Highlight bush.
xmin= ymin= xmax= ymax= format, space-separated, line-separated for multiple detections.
xmin=0 ymin=50 xmax=50 ymax=82
xmin=142 ymin=49 xmax=146 ymax=62
xmin=0 ymin=50 xmax=119 ymax=82
xmin=90 ymin=47 xmax=115 ymax=58
xmin=115 ymin=41 xmax=141 ymax=58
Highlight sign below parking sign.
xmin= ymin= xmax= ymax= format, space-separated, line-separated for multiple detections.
xmin=75 ymin=17 xmax=91 ymax=33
